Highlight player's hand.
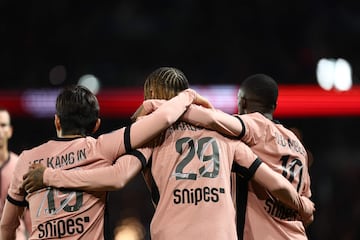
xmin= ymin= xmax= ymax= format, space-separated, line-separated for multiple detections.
xmin=299 ymin=196 xmax=315 ymax=227
xmin=193 ymin=92 xmax=213 ymax=109
xmin=22 ymin=164 xmax=46 ymax=193
xmin=131 ymin=105 xmax=147 ymax=122
xmin=302 ymin=212 xmax=314 ymax=227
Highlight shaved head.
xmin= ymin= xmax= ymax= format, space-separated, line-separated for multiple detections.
xmin=238 ymin=74 xmax=278 ymax=117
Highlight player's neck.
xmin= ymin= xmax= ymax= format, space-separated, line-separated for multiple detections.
xmin=57 ymin=128 xmax=85 ymax=138
xmin=59 ymin=134 xmax=85 ymax=138
xmin=263 ymin=113 xmax=273 ymax=120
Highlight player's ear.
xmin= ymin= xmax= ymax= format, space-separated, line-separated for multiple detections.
xmin=7 ymin=125 xmax=13 ymax=139
xmin=92 ymin=118 xmax=101 ymax=133
xmin=241 ymin=97 xmax=247 ymax=108
xmin=54 ymin=115 xmax=61 ymax=132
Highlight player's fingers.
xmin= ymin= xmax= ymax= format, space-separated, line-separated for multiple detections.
xmin=303 ymin=214 xmax=314 ymax=227
xmin=30 ymin=163 xmax=43 ymax=170
xmin=23 ymin=173 xmax=38 ymax=193
xmin=131 ymin=105 xmax=145 ymax=122
xmin=194 ymin=94 xmax=213 ymax=109
xmin=22 ymin=178 xmax=31 ymax=192
xmin=24 ymin=182 xmax=37 ymax=193
xmin=28 ymin=185 xmax=38 ymax=193
xmin=23 ymin=171 xmax=30 ymax=180
xmin=302 ymin=196 xmax=315 ymax=214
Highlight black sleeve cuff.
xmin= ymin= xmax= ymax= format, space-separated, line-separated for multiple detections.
xmin=234 ymin=115 xmax=246 ymax=139
xmin=232 ymin=158 xmax=262 ymax=181
xmin=7 ymin=195 xmax=28 ymax=207
xmin=128 ymin=150 xmax=147 ymax=169
xmin=124 ymin=125 xmax=132 ymax=153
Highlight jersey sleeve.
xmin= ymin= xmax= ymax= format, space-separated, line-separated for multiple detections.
xmin=96 ymin=128 xmax=127 ymax=163
xmin=237 ymin=113 xmax=268 ymax=146
xmin=233 ymin=142 xmax=262 ymax=179
xmin=128 ymin=89 xmax=197 ymax=150
xmin=43 ymin=148 xmax=153 ymax=191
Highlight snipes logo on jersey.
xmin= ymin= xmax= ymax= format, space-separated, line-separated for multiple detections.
xmin=264 ymin=198 xmax=298 ymax=221
xmin=37 ymin=216 xmax=90 ymax=238
xmin=173 ymin=186 xmax=225 ymax=205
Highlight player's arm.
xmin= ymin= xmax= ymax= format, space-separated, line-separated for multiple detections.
xmin=234 ymin=144 xmax=314 ymax=226
xmin=128 ymin=89 xmax=213 ymax=150
xmin=182 ymin=105 xmax=244 ymax=137
xmin=23 ymin=149 xmax=152 ymax=193
xmin=252 ymin=161 xmax=315 ymax=226
xmin=0 ymin=199 xmax=25 ymax=240
xmin=140 ymin=100 xmax=242 ymax=138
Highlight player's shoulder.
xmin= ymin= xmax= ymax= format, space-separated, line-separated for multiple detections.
xmin=238 ymin=112 xmax=273 ymax=136
xmin=20 ymin=137 xmax=84 ymax=156
xmin=274 ymin=122 xmax=300 ymax=139
xmin=218 ymin=133 xmax=249 ymax=149
xmin=17 ymin=139 xmax=52 ymax=158
xmin=97 ymin=127 xmax=126 ymax=139
xmin=244 ymin=112 xmax=266 ymax=119
xmin=239 ymin=112 xmax=270 ymax=125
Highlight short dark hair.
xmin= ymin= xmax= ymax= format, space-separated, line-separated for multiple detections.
xmin=56 ymin=85 xmax=99 ymax=135
xmin=144 ymin=67 xmax=189 ymax=100
xmin=241 ymin=73 xmax=278 ymax=109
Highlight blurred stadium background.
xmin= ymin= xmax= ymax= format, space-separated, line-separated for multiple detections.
xmin=1 ymin=1 xmax=359 ymax=239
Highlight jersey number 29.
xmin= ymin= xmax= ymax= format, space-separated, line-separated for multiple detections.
xmin=174 ymin=137 xmax=220 ymax=180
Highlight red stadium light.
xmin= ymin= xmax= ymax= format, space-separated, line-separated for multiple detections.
xmin=275 ymin=85 xmax=360 ymax=117
xmin=0 ymin=85 xmax=359 ymax=118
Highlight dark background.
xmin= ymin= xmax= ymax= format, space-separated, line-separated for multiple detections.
xmin=2 ymin=1 xmax=360 ymax=239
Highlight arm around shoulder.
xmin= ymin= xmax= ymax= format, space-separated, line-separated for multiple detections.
xmin=129 ymin=89 xmax=206 ymax=150
xmin=252 ymin=162 xmax=315 ymax=225
xmin=42 ymin=156 xmax=142 ymax=191
xmin=181 ymin=106 xmax=243 ymax=137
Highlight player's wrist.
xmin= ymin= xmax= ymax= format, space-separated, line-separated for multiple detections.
xmin=43 ymin=168 xmax=52 ymax=186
